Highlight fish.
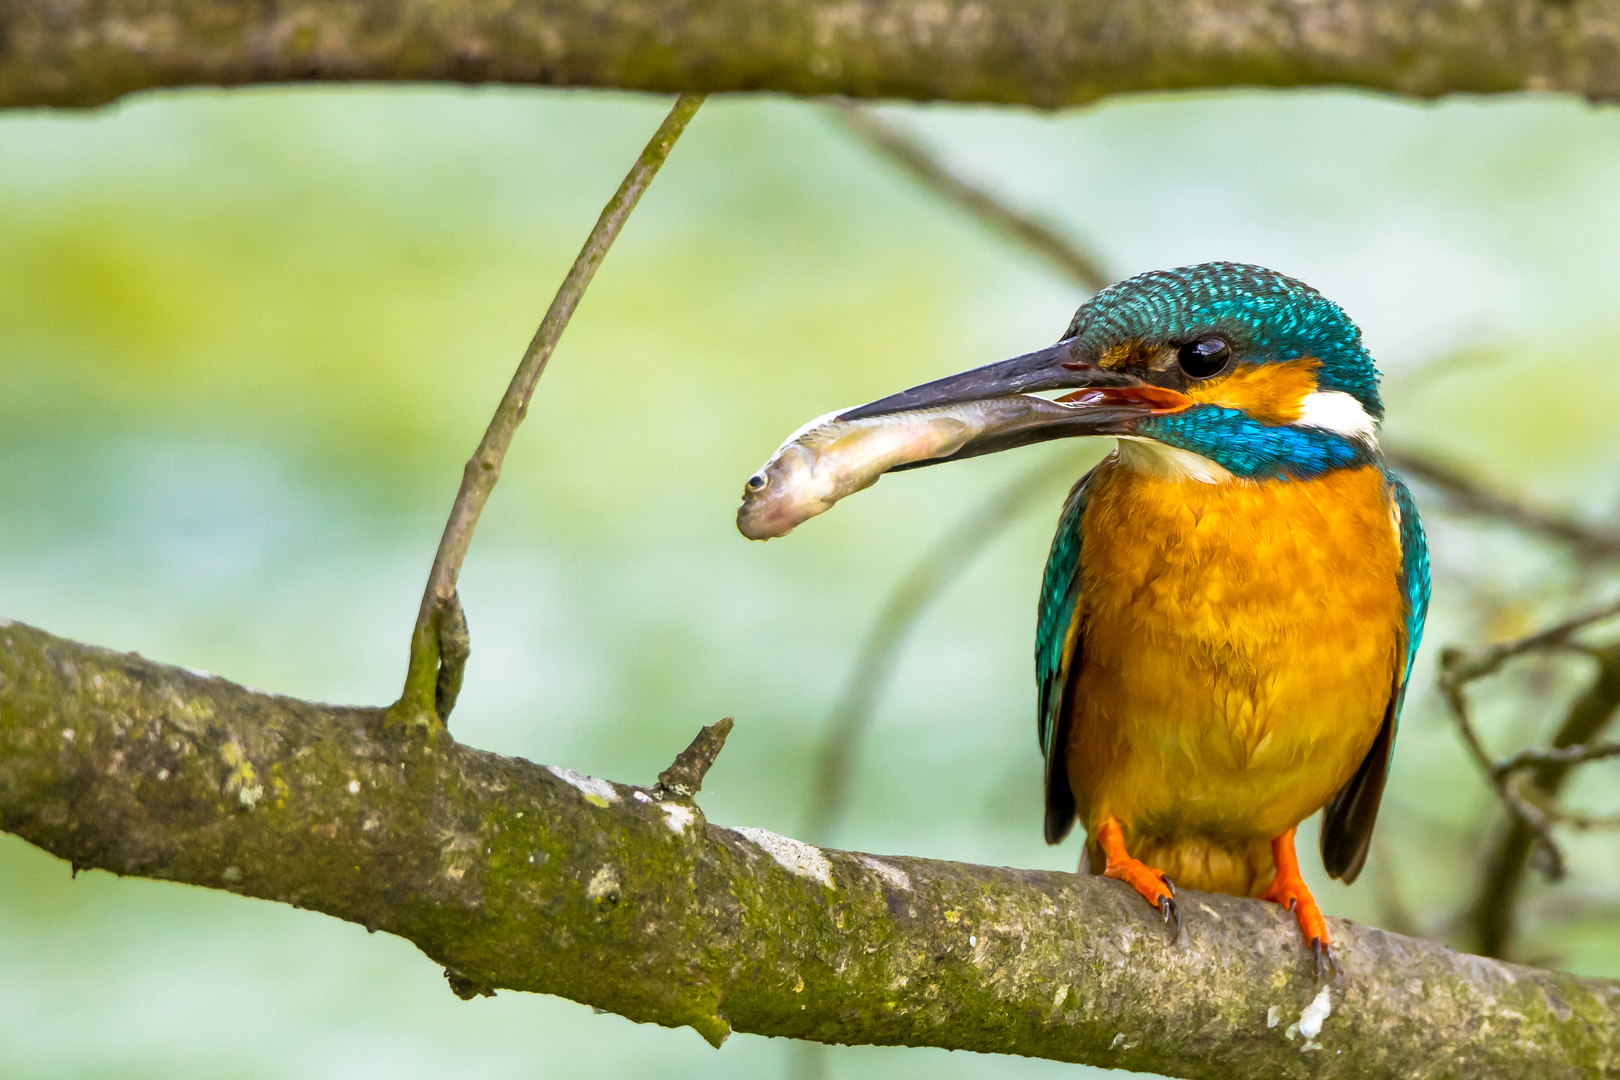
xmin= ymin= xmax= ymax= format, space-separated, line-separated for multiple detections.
xmin=737 ymin=395 xmax=1099 ymax=540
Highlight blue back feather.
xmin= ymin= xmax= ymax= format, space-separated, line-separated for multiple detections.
xmin=1387 ymin=467 xmax=1431 ymax=717
xmin=1036 ymin=470 xmax=1095 ymax=767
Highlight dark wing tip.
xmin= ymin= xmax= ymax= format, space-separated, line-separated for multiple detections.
xmin=1043 ymin=733 xmax=1077 ymax=846
xmin=1044 ymin=798 xmax=1075 ymax=846
xmin=1319 ymin=706 xmax=1395 ymax=884
xmin=1320 ymin=813 xmax=1373 ymax=884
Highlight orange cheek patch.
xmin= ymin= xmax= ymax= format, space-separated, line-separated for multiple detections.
xmin=1187 ymin=358 xmax=1321 ymax=423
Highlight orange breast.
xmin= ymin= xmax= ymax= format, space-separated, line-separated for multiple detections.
xmin=1066 ymin=452 xmax=1402 ymax=894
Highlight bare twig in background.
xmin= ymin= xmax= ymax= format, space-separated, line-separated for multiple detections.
xmin=1441 ymin=608 xmax=1620 ymax=957
xmin=1492 ymin=741 xmax=1620 ymax=783
xmin=833 ymin=105 xmax=1110 ymax=293
xmin=1445 ymin=595 xmax=1620 ymax=686
xmin=1467 ymin=644 xmax=1620 ymax=959
xmin=1387 ymin=448 xmax=1620 ymax=564
xmin=389 ymin=93 xmax=705 ymax=729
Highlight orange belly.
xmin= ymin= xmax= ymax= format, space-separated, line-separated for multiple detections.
xmin=1067 ymin=452 xmax=1402 ymax=896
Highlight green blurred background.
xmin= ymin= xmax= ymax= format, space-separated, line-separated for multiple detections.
xmin=2 ymin=87 xmax=1619 ymax=1078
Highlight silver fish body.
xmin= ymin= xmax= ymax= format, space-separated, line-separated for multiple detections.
xmin=736 ymin=396 xmax=1080 ymax=540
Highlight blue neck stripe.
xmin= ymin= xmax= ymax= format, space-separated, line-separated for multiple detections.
xmin=1138 ymin=406 xmax=1375 ymax=480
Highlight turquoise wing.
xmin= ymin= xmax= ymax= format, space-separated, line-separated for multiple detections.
xmin=1320 ymin=468 xmax=1430 ymax=882
xmin=1037 ymin=467 xmax=1098 ymax=845
xmin=1390 ymin=472 xmax=1432 ymax=717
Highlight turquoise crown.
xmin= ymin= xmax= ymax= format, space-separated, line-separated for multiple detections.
xmin=1063 ymin=262 xmax=1384 ymax=419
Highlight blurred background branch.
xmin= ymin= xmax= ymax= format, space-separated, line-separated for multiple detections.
xmin=12 ymin=0 xmax=1620 ymax=110
xmin=1442 ymin=607 xmax=1620 ymax=958
xmin=831 ymin=104 xmax=1111 ymax=294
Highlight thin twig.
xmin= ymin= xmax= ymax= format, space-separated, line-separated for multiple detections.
xmin=1441 ymin=660 xmax=1572 ymax=883
xmin=1387 ymin=447 xmax=1620 ymax=564
xmin=1442 ymin=609 xmax=1620 ymax=957
xmin=1492 ymin=741 xmax=1620 ymax=782
xmin=832 ymin=104 xmax=1111 ymax=294
xmin=389 ymin=93 xmax=705 ymax=729
xmin=802 ymin=452 xmax=1085 ymax=844
xmin=1444 ymin=595 xmax=1620 ymax=685
xmin=656 ymin=717 xmax=735 ymax=799
xmin=1465 ymin=643 xmax=1620 ymax=958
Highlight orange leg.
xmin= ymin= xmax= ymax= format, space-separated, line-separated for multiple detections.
xmin=1260 ymin=827 xmax=1336 ymax=979
xmin=1096 ymin=817 xmax=1180 ymax=942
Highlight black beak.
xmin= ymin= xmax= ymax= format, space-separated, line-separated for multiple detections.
xmin=834 ymin=337 xmax=1182 ymax=468
xmin=839 ymin=338 xmax=1139 ymax=421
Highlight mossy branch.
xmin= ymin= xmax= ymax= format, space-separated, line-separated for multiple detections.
xmin=7 ymin=0 xmax=1620 ymax=111
xmin=2 ymin=617 xmax=1617 ymax=1079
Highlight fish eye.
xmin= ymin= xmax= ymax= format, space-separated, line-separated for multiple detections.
xmin=746 ymin=473 xmax=768 ymax=491
xmin=1176 ymin=337 xmax=1232 ymax=380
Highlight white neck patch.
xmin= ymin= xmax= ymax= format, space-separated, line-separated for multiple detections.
xmin=1116 ymin=437 xmax=1235 ymax=484
xmin=1295 ymin=390 xmax=1378 ymax=444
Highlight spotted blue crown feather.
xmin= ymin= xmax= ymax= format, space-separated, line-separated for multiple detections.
xmin=1065 ymin=263 xmax=1384 ymax=419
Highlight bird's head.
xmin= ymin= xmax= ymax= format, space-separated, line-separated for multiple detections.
xmin=841 ymin=262 xmax=1383 ymax=482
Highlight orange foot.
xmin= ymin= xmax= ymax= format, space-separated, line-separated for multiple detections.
xmin=1097 ymin=817 xmax=1180 ymax=942
xmin=1261 ymin=827 xmax=1336 ymax=980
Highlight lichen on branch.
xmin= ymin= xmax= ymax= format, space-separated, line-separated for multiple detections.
xmin=1 ymin=618 xmax=1615 ymax=1079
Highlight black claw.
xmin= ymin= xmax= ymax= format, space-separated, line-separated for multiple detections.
xmin=1160 ymin=873 xmax=1176 ymax=897
xmin=1159 ymin=895 xmax=1183 ymax=944
xmin=1310 ymin=939 xmax=1339 ymax=983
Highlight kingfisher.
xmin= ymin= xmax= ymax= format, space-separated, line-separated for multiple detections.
xmin=820 ymin=263 xmax=1430 ymax=973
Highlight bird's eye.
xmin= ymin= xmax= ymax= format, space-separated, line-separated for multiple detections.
xmin=1176 ymin=337 xmax=1232 ymax=380
xmin=746 ymin=473 xmax=768 ymax=491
